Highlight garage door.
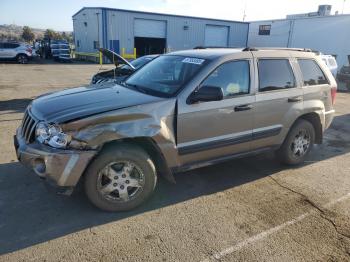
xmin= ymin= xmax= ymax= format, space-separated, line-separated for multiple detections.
xmin=205 ymin=25 xmax=229 ymax=47
xmin=134 ymin=19 xmax=167 ymax=38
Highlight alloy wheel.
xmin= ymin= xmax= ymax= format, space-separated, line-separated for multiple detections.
xmin=97 ymin=161 xmax=145 ymax=202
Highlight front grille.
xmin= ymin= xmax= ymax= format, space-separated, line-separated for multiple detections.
xmin=21 ymin=109 xmax=38 ymax=143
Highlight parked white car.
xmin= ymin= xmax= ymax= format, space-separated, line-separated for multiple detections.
xmin=320 ymin=54 xmax=338 ymax=77
xmin=0 ymin=42 xmax=33 ymax=64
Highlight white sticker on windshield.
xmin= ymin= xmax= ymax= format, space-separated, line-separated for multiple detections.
xmin=182 ymin=57 xmax=205 ymax=65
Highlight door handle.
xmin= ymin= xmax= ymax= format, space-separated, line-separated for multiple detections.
xmin=288 ymin=96 xmax=303 ymax=103
xmin=234 ymin=104 xmax=252 ymax=112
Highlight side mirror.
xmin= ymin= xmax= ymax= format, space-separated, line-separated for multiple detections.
xmin=188 ymin=85 xmax=224 ymax=104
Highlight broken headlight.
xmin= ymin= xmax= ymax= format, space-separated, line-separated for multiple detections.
xmin=35 ymin=122 xmax=71 ymax=149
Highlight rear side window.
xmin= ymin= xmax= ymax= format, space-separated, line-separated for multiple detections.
xmin=3 ymin=43 xmax=19 ymax=48
xmin=258 ymin=59 xmax=296 ymax=92
xmin=298 ymin=59 xmax=329 ymax=86
xmin=328 ymin=58 xmax=336 ymax=67
xmin=201 ymin=60 xmax=250 ymax=98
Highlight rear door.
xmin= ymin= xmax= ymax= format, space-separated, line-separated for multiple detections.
xmin=251 ymin=51 xmax=303 ymax=150
xmin=177 ymin=53 xmax=255 ymax=165
xmin=6 ymin=43 xmax=20 ymax=58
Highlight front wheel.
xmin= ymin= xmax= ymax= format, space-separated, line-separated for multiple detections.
xmin=84 ymin=144 xmax=157 ymax=211
xmin=276 ymin=119 xmax=315 ymax=165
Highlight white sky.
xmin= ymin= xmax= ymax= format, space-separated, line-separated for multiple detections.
xmin=0 ymin=0 xmax=349 ymax=30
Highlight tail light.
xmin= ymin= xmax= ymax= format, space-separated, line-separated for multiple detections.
xmin=331 ymin=86 xmax=337 ymax=105
xmin=26 ymin=47 xmax=32 ymax=54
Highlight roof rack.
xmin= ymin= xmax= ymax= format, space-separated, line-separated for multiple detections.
xmin=192 ymin=46 xmax=319 ymax=54
xmin=243 ymin=47 xmax=315 ymax=52
xmin=193 ymin=46 xmax=239 ymax=49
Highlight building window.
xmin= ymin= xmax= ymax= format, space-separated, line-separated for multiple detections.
xmin=259 ymin=25 xmax=271 ymax=35
xmin=76 ymin=40 xmax=80 ymax=48
xmin=93 ymin=41 xmax=99 ymax=49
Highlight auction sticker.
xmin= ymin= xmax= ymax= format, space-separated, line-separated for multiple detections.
xmin=182 ymin=58 xmax=205 ymax=65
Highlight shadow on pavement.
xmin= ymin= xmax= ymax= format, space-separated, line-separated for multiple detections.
xmin=0 ymin=114 xmax=349 ymax=255
xmin=0 ymin=98 xmax=32 ymax=114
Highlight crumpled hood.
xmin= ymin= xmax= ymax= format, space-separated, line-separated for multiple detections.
xmin=30 ymin=84 xmax=164 ymax=123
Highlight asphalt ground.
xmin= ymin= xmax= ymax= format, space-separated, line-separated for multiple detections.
xmin=0 ymin=62 xmax=349 ymax=261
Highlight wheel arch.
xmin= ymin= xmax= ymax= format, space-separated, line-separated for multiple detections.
xmin=16 ymin=53 xmax=28 ymax=58
xmin=99 ymin=137 xmax=176 ymax=183
xmin=296 ymin=112 xmax=323 ymax=144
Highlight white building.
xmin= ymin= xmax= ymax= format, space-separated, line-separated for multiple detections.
xmin=72 ymin=7 xmax=249 ymax=57
xmin=248 ymin=5 xmax=350 ymax=68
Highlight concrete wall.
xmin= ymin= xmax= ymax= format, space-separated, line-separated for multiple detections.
xmin=248 ymin=15 xmax=350 ymax=68
xmin=248 ymin=20 xmax=291 ymax=47
xmin=73 ymin=8 xmax=249 ymax=54
xmin=290 ymin=15 xmax=350 ymax=68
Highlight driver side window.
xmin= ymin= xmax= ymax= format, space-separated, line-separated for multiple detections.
xmin=201 ymin=60 xmax=250 ymax=98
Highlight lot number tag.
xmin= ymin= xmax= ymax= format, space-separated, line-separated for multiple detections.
xmin=182 ymin=58 xmax=205 ymax=65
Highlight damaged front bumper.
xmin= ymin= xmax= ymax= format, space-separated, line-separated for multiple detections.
xmin=14 ymin=128 xmax=96 ymax=190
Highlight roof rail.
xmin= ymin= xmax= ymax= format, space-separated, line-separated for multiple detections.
xmin=193 ymin=46 xmax=239 ymax=49
xmin=243 ymin=47 xmax=315 ymax=52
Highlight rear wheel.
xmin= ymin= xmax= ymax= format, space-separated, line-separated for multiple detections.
xmin=277 ymin=119 xmax=315 ymax=165
xmin=17 ymin=54 xmax=28 ymax=64
xmin=84 ymin=144 xmax=157 ymax=212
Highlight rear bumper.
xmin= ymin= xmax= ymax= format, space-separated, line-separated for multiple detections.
xmin=14 ymin=128 xmax=96 ymax=187
xmin=324 ymin=109 xmax=335 ymax=130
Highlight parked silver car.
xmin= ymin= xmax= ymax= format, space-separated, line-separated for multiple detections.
xmin=14 ymin=47 xmax=337 ymax=211
xmin=0 ymin=42 xmax=33 ymax=63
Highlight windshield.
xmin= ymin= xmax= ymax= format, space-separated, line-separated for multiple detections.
xmin=118 ymin=56 xmax=153 ymax=70
xmin=131 ymin=57 xmax=153 ymax=69
xmin=124 ymin=55 xmax=206 ymax=97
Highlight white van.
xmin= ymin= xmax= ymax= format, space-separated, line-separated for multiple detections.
xmin=320 ymin=54 xmax=338 ymax=77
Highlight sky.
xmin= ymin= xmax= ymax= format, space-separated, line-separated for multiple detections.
xmin=0 ymin=0 xmax=350 ymax=31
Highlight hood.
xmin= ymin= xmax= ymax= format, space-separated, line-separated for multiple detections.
xmin=30 ymin=84 xmax=164 ymax=123
xmin=99 ymin=48 xmax=135 ymax=69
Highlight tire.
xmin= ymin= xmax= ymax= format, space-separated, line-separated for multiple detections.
xmin=17 ymin=54 xmax=28 ymax=64
xmin=276 ymin=119 xmax=315 ymax=165
xmin=84 ymin=144 xmax=157 ymax=212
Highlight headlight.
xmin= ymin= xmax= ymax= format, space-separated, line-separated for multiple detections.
xmin=35 ymin=122 xmax=71 ymax=148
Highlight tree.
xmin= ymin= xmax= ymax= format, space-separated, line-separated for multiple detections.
xmin=22 ymin=26 xmax=35 ymax=42
xmin=44 ymin=29 xmax=56 ymax=39
xmin=60 ymin=31 xmax=73 ymax=43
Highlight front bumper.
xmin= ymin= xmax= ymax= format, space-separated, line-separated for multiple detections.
xmin=14 ymin=128 xmax=96 ymax=187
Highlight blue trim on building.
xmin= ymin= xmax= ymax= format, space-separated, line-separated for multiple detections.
xmin=245 ymin=23 xmax=249 ymax=47
xmin=101 ymin=9 xmax=108 ymax=48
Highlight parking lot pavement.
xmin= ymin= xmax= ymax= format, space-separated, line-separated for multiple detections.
xmin=0 ymin=63 xmax=349 ymax=261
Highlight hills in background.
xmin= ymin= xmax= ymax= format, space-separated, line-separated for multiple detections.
xmin=0 ymin=24 xmax=72 ymax=42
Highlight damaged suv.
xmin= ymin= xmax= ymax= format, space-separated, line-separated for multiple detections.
xmin=15 ymin=48 xmax=336 ymax=211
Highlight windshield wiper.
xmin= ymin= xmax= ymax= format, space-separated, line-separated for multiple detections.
xmin=121 ymin=82 xmax=148 ymax=94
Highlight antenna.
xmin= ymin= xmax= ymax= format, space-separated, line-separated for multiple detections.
xmin=242 ymin=0 xmax=247 ymax=21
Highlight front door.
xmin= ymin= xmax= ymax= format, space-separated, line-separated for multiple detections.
xmin=177 ymin=58 xmax=255 ymax=165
